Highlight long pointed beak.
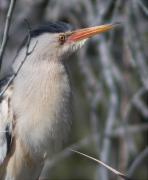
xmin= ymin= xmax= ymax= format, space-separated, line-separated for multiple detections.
xmin=67 ymin=23 xmax=117 ymax=42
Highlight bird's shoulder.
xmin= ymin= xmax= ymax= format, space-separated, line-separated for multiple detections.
xmin=0 ymin=75 xmax=13 ymax=165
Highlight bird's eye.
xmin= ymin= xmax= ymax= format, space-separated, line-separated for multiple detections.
xmin=59 ymin=34 xmax=66 ymax=44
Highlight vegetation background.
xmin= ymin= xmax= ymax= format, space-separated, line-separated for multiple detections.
xmin=0 ymin=0 xmax=148 ymax=180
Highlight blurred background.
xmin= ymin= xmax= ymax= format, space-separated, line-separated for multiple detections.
xmin=0 ymin=0 xmax=148 ymax=180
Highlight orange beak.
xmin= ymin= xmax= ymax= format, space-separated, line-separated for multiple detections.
xmin=67 ymin=23 xmax=116 ymax=42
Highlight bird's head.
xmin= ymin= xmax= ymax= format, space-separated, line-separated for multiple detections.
xmin=26 ymin=22 xmax=116 ymax=62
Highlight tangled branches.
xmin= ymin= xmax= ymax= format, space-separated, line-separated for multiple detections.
xmin=0 ymin=0 xmax=147 ymax=179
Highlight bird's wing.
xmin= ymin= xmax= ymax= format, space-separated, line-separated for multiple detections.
xmin=0 ymin=76 xmax=13 ymax=165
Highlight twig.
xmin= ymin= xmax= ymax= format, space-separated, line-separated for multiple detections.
xmin=40 ymin=133 xmax=100 ymax=179
xmin=97 ymin=37 xmax=118 ymax=180
xmin=78 ymin=40 xmax=101 ymax=156
xmin=136 ymin=0 xmax=148 ymax=16
xmin=0 ymin=23 xmax=38 ymax=98
xmin=132 ymin=88 xmax=148 ymax=118
xmin=92 ymin=1 xmax=120 ymax=179
xmin=108 ymin=124 xmax=148 ymax=137
xmin=127 ymin=1 xmax=148 ymax=88
xmin=128 ymin=147 xmax=148 ymax=177
xmin=71 ymin=149 xmax=133 ymax=180
xmin=121 ymin=85 xmax=148 ymax=164
xmin=123 ymin=87 xmax=148 ymax=122
xmin=0 ymin=0 xmax=16 ymax=70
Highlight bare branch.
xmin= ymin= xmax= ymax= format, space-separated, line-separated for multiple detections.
xmin=71 ymin=149 xmax=133 ymax=180
xmin=0 ymin=30 xmax=38 ymax=98
xmin=126 ymin=1 xmax=148 ymax=88
xmin=136 ymin=0 xmax=148 ymax=16
xmin=97 ymin=37 xmax=118 ymax=180
xmin=108 ymin=124 xmax=148 ymax=138
xmin=128 ymin=147 xmax=148 ymax=177
xmin=0 ymin=0 xmax=147 ymax=179
xmin=123 ymin=87 xmax=148 ymax=121
xmin=0 ymin=0 xmax=16 ymax=70
xmin=40 ymin=134 xmax=100 ymax=179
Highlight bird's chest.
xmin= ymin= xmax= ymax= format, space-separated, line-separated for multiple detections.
xmin=12 ymin=62 xmax=71 ymax=153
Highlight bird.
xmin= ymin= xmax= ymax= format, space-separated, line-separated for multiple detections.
xmin=0 ymin=21 xmax=115 ymax=180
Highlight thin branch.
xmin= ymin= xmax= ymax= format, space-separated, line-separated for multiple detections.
xmin=121 ymin=86 xmax=148 ymax=158
xmin=0 ymin=0 xmax=16 ymax=70
xmin=96 ymin=37 xmax=118 ymax=180
xmin=136 ymin=0 xmax=148 ymax=16
xmin=71 ymin=149 xmax=133 ymax=180
xmin=78 ymin=39 xmax=101 ymax=156
xmin=127 ymin=1 xmax=148 ymax=88
xmin=0 ymin=27 xmax=38 ymax=98
xmin=133 ymin=98 xmax=148 ymax=118
xmin=40 ymin=134 xmax=100 ymax=179
xmin=123 ymin=87 xmax=148 ymax=122
xmin=128 ymin=147 xmax=148 ymax=177
xmin=92 ymin=1 xmax=120 ymax=179
xmin=40 ymin=121 xmax=148 ymax=179
xmin=108 ymin=124 xmax=148 ymax=137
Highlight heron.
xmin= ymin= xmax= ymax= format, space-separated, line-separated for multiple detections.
xmin=0 ymin=21 xmax=115 ymax=180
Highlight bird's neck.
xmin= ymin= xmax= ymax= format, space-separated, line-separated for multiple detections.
xmin=12 ymin=60 xmax=71 ymax=153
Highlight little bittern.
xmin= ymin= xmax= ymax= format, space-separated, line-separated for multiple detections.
xmin=0 ymin=22 xmax=115 ymax=180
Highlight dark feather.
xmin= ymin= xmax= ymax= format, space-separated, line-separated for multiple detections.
xmin=5 ymin=125 xmax=11 ymax=154
xmin=0 ymin=75 xmax=12 ymax=102
xmin=18 ymin=21 xmax=72 ymax=51
xmin=30 ymin=21 xmax=72 ymax=38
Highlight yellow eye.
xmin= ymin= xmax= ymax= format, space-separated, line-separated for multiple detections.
xmin=59 ymin=34 xmax=66 ymax=43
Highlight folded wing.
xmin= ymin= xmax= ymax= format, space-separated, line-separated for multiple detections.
xmin=0 ymin=76 xmax=13 ymax=165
